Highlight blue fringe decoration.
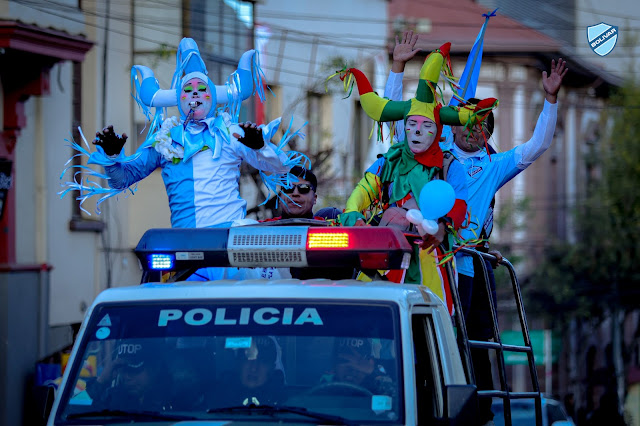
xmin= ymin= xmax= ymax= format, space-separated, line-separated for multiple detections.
xmin=259 ymin=117 xmax=311 ymax=207
xmin=251 ymin=50 xmax=268 ymax=103
xmin=58 ymin=127 xmax=140 ymax=216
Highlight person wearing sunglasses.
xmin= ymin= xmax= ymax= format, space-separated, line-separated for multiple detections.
xmin=277 ymin=167 xmax=343 ymax=221
xmin=235 ymin=166 xmax=337 ymax=224
xmin=283 ymin=168 xmax=351 ymax=279
xmin=238 ymin=167 xmax=342 ymax=281
xmin=280 ymin=167 xmax=318 ymax=219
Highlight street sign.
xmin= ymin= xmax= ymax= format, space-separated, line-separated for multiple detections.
xmin=500 ymin=329 xmax=562 ymax=365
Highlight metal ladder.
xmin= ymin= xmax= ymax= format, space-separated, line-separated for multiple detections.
xmin=445 ymin=246 xmax=542 ymax=426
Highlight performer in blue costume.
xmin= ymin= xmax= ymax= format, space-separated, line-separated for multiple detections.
xmin=61 ymin=38 xmax=307 ymax=228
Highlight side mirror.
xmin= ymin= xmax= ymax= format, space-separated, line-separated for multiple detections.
xmin=34 ymin=385 xmax=56 ymax=424
xmin=444 ymin=384 xmax=477 ymax=425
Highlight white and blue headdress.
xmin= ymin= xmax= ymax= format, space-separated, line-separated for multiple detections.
xmin=131 ymin=37 xmax=266 ymax=125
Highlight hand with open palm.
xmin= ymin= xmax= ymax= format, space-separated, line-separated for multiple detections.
xmin=392 ymin=30 xmax=421 ymax=73
xmin=542 ymin=58 xmax=568 ymax=104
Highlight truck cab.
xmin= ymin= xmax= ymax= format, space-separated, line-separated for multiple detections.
xmin=45 ymin=224 xmax=504 ymax=425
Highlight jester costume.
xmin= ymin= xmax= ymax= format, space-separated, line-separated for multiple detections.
xmin=61 ymin=38 xmax=307 ymax=227
xmin=339 ymin=43 xmax=498 ymax=313
xmin=385 ymin=70 xmax=558 ymax=279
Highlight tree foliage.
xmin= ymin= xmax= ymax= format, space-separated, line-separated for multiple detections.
xmin=527 ymin=82 xmax=640 ymax=325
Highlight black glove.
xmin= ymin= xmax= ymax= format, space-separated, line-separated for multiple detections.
xmin=93 ymin=125 xmax=128 ymax=156
xmin=233 ymin=122 xmax=264 ymax=150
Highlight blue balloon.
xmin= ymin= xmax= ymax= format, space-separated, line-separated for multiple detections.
xmin=419 ymin=180 xmax=456 ymax=220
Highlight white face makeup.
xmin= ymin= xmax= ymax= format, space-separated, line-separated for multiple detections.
xmin=405 ymin=115 xmax=437 ymax=154
xmin=179 ymin=77 xmax=213 ymax=120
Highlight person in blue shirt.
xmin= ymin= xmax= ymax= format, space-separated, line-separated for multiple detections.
xmin=386 ymin=31 xmax=568 ymax=426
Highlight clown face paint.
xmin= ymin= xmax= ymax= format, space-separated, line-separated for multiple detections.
xmin=179 ymin=77 xmax=213 ymax=120
xmin=405 ymin=115 xmax=437 ymax=154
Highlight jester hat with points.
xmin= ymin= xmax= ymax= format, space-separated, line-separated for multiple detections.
xmin=341 ymin=43 xmax=498 ymax=144
xmin=130 ymin=37 xmax=264 ymax=123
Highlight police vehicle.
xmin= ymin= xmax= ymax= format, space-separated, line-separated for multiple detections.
xmin=45 ymin=222 xmax=542 ymax=425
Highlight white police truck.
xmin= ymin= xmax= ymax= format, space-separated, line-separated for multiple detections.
xmin=45 ymin=222 xmax=541 ymax=425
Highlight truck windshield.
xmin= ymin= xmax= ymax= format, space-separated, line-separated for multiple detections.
xmin=57 ymin=301 xmax=404 ymax=424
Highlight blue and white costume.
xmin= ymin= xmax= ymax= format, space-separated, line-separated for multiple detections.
xmin=90 ymin=114 xmax=290 ymax=228
xmin=61 ymin=37 xmax=308 ymax=226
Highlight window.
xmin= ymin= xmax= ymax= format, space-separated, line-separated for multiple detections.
xmin=57 ymin=301 xmax=404 ymax=424
xmin=306 ymin=92 xmax=332 ymax=154
xmin=68 ymin=61 xmax=104 ymax=231
xmin=412 ymin=313 xmax=441 ymax=423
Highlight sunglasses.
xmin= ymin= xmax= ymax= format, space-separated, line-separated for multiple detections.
xmin=282 ymin=183 xmax=314 ymax=194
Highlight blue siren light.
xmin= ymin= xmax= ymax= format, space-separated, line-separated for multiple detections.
xmin=149 ymin=254 xmax=175 ymax=270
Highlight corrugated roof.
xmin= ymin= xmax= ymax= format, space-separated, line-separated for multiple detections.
xmin=388 ymin=0 xmax=561 ymax=53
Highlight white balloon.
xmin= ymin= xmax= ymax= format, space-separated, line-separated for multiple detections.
xmin=406 ymin=209 xmax=424 ymax=225
xmin=422 ymin=219 xmax=439 ymax=235
xmin=407 ymin=209 xmax=438 ymax=236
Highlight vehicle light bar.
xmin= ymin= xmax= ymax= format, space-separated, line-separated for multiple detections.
xmin=135 ymin=226 xmax=412 ymax=273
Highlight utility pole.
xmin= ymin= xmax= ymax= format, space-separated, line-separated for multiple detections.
xmin=545 ymin=329 xmax=552 ymax=395
xmin=612 ymin=281 xmax=625 ymax=413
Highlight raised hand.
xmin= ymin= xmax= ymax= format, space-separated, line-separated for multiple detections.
xmin=542 ymin=58 xmax=568 ymax=104
xmin=392 ymin=30 xmax=420 ymax=73
xmin=93 ymin=125 xmax=128 ymax=156
xmin=232 ymin=122 xmax=264 ymax=150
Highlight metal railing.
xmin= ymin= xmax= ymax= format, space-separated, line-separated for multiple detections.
xmin=444 ymin=246 xmax=542 ymax=426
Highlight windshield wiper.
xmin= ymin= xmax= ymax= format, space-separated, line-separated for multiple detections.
xmin=66 ymin=409 xmax=197 ymax=421
xmin=207 ymin=404 xmax=355 ymax=425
